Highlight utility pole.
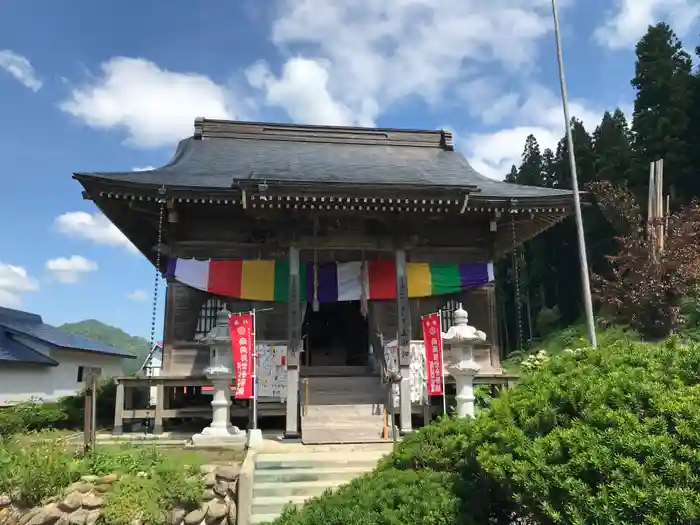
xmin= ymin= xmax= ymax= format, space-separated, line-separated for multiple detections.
xmin=550 ymin=0 xmax=597 ymax=347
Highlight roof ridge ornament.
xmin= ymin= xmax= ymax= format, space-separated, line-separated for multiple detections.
xmin=441 ymin=130 xmax=454 ymax=151
xmin=191 ymin=118 xmax=452 ymax=149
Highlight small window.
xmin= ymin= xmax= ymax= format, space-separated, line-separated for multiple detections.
xmin=194 ymin=297 xmax=227 ymax=339
xmin=439 ymin=299 xmax=460 ymax=333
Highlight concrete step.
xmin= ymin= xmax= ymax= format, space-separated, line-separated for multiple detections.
xmin=253 ymin=479 xmax=346 ymax=498
xmin=254 ymin=465 xmax=375 ymax=483
xmin=301 ymin=366 xmax=373 ymax=377
xmin=255 ymin=452 xmax=385 ymax=470
xmin=301 ymin=429 xmax=388 ymax=445
xmin=304 ymin=403 xmax=384 ymax=417
xmin=250 ymin=513 xmax=281 ymax=524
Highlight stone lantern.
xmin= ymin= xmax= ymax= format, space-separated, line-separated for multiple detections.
xmin=441 ymin=304 xmax=485 ymax=418
xmin=192 ymin=307 xmax=245 ymax=445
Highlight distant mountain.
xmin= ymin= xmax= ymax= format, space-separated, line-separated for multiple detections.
xmin=59 ymin=319 xmax=151 ymax=375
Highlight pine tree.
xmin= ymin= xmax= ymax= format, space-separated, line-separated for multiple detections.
xmin=592 ymin=109 xmax=634 ymax=186
xmin=518 ymin=135 xmax=544 ymax=186
xmin=631 ymin=23 xmax=694 ymax=204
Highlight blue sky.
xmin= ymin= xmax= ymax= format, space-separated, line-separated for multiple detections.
xmin=0 ymin=0 xmax=698 ymax=338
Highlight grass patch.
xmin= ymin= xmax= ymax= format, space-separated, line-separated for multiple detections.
xmin=0 ymin=431 xmax=214 ymax=515
xmin=101 ymin=457 xmax=204 ymax=525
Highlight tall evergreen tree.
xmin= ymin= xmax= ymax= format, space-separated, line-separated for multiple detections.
xmin=592 ymin=109 xmax=634 ymax=186
xmin=631 ymin=23 xmax=694 ymax=204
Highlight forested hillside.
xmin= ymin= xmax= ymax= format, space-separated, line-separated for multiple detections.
xmin=497 ymin=23 xmax=700 ymax=353
xmin=59 ymin=319 xmax=150 ymax=374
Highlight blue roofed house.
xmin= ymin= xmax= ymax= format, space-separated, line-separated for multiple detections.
xmin=0 ymin=307 xmax=136 ymax=406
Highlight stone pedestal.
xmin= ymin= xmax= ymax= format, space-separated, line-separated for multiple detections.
xmin=450 ymin=348 xmax=480 ymax=418
xmin=442 ymin=305 xmax=485 ymax=419
xmin=192 ymin=375 xmax=245 ymax=445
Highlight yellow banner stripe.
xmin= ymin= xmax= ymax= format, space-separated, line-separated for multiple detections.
xmin=406 ymin=263 xmax=433 ymax=298
xmin=240 ymin=260 xmax=276 ymax=301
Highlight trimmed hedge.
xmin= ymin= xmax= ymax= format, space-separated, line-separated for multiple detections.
xmin=274 ymin=337 xmax=700 ymax=524
xmin=275 ymin=468 xmax=462 ymax=525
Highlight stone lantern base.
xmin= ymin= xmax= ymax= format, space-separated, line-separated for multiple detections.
xmin=191 ymin=376 xmax=245 ymax=446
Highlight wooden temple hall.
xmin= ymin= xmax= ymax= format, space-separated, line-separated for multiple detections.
xmin=73 ymin=118 xmax=578 ymax=443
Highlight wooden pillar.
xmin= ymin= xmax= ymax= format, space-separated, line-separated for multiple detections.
xmin=284 ymin=246 xmax=302 ymax=440
xmin=485 ymin=283 xmax=502 ymax=370
xmin=153 ymin=382 xmax=164 ymax=434
xmin=161 ymin=279 xmax=176 ymax=373
xmin=395 ymin=249 xmax=413 ymax=434
xmin=113 ymin=380 xmax=125 ymax=435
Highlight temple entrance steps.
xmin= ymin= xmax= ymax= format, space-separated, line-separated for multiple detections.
xmin=300 ymin=372 xmax=388 ymax=444
xmin=250 ymin=448 xmax=390 ymax=524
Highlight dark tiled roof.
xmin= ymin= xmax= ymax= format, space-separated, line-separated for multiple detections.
xmin=0 ymin=307 xmax=135 ymax=359
xmin=74 ymin=119 xmax=574 ymax=201
xmin=0 ymin=330 xmax=58 ymax=366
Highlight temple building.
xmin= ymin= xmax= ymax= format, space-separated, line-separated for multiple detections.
xmin=73 ymin=118 xmax=578 ymax=443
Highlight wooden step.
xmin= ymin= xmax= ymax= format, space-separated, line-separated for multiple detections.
xmin=301 ymin=366 xmax=373 ymax=377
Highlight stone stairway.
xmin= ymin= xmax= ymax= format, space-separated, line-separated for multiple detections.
xmin=250 ymin=448 xmax=390 ymax=524
xmin=300 ymin=372 xmax=388 ymax=444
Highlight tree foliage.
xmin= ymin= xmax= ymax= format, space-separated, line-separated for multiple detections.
xmin=588 ymin=181 xmax=700 ymax=337
xmin=272 ymin=337 xmax=700 ymax=525
xmin=498 ymin=23 xmax=700 ymax=351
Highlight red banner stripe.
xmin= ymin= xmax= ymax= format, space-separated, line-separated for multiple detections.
xmin=367 ymin=260 xmax=396 ymax=299
xmin=422 ymin=313 xmax=444 ymax=397
xmin=230 ymin=313 xmax=254 ymax=399
xmin=208 ymin=260 xmax=243 ymax=297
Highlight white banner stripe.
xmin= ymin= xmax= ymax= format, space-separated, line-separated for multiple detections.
xmin=337 ymin=261 xmax=362 ymax=301
xmin=174 ymin=259 xmax=209 ymax=291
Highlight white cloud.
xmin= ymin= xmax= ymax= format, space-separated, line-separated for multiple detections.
xmin=461 ymin=85 xmax=604 ymax=179
xmin=45 ymin=255 xmax=98 ymax=284
xmin=0 ymin=263 xmax=39 ymax=308
xmin=59 ymin=57 xmax=238 ymax=148
xmin=594 ymin=0 xmax=700 ymax=50
xmin=0 ymin=50 xmax=42 ymax=91
xmin=246 ymin=58 xmax=377 ymax=126
xmin=248 ymin=0 xmax=565 ymax=126
xmin=132 ymin=166 xmax=156 ymax=172
xmin=126 ymin=290 xmax=149 ymax=301
xmin=54 ymin=211 xmax=137 ymax=253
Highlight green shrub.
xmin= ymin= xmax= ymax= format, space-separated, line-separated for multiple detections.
xmin=277 ymin=337 xmax=700 ymax=524
xmin=0 ymin=435 xmax=84 ymax=506
xmin=535 ymin=306 xmax=561 ymax=338
xmin=0 ymin=379 xmax=119 ymax=437
xmin=0 ymin=434 xmax=203 ymax=514
xmin=273 ymin=468 xmax=461 ymax=525
xmin=389 ymin=337 xmax=700 ymax=524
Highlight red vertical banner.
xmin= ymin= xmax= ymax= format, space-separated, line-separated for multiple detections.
xmin=422 ymin=313 xmax=444 ymax=396
xmin=230 ymin=313 xmax=254 ymax=399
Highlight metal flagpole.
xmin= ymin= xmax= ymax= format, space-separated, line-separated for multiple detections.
xmin=437 ymin=310 xmax=447 ymax=416
xmin=550 ymin=0 xmax=597 ymax=347
xmin=251 ymin=309 xmax=258 ymax=431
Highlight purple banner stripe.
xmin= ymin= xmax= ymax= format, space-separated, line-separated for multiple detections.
xmin=166 ymin=258 xmax=177 ymax=279
xmin=458 ymin=263 xmax=490 ymax=289
xmin=304 ymin=263 xmax=339 ymax=303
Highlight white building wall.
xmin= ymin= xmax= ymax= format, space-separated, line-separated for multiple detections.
xmin=0 ymin=365 xmax=55 ymax=406
xmin=0 ymin=347 xmax=128 ymax=406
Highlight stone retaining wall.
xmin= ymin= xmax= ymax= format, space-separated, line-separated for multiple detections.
xmin=0 ymin=465 xmax=240 ymax=525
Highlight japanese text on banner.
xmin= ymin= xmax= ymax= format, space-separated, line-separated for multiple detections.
xmin=421 ymin=313 xmax=444 ymax=396
xmin=229 ymin=313 xmax=254 ymax=399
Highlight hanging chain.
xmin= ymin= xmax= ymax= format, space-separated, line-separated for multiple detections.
xmin=510 ymin=208 xmax=523 ymax=352
xmin=144 ymin=186 xmax=166 ymax=434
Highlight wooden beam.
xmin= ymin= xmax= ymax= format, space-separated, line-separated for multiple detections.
xmin=284 ymin=245 xmax=301 ymax=440
xmin=395 ymin=249 xmax=413 ymax=434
